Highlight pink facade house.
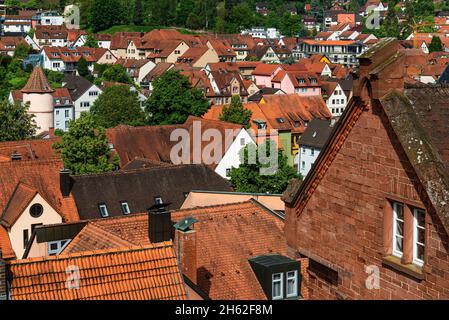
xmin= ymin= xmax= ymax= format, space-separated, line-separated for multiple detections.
xmin=251 ymin=64 xmax=283 ymax=88
xmin=271 ymin=70 xmax=321 ymax=96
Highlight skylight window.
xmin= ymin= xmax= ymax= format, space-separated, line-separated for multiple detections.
xmin=276 ymin=118 xmax=285 ymax=124
xmin=120 ymin=201 xmax=130 ymax=215
xmin=98 ymin=203 xmax=109 ymax=217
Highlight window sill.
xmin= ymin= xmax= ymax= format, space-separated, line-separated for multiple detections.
xmin=382 ymin=255 xmax=424 ymax=281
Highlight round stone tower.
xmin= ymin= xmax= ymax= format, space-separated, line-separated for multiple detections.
xmin=21 ymin=66 xmax=55 ymax=134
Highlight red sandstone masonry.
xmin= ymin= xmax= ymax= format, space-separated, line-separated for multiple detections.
xmin=287 ymin=102 xmax=449 ymax=300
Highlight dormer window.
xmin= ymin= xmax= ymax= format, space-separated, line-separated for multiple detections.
xmin=286 ymin=271 xmax=298 ymax=298
xmin=120 ymin=201 xmax=130 ymax=215
xmin=154 ymin=196 xmax=163 ymax=205
xmin=249 ymin=254 xmax=301 ymax=300
xmin=98 ymin=203 xmax=109 ymax=217
xmin=272 ymin=273 xmax=283 ymax=300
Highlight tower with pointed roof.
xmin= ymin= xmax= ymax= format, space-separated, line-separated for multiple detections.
xmin=21 ymin=66 xmax=55 ymax=134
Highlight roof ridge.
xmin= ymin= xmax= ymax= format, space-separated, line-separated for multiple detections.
xmin=71 ymin=163 xmax=209 ymax=178
xmin=8 ymin=240 xmax=174 ymax=265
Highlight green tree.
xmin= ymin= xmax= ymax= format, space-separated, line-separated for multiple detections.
xmin=429 ymin=36 xmax=443 ymax=52
xmin=90 ymin=85 xmax=146 ymax=128
xmin=101 ymin=64 xmax=133 ymax=84
xmin=52 ymin=113 xmax=118 ymax=174
xmin=219 ymin=95 xmax=252 ymax=128
xmin=230 ymin=140 xmax=300 ymax=194
xmin=145 ymin=69 xmax=209 ymax=124
xmin=0 ymin=99 xmax=37 ymax=141
xmin=13 ymin=43 xmax=30 ymax=60
xmin=89 ymin=0 xmax=120 ymax=32
xmin=84 ymin=33 xmax=99 ymax=48
xmin=279 ymin=13 xmax=306 ymax=37
xmin=134 ymin=0 xmax=144 ymax=25
xmin=77 ymin=57 xmax=90 ymax=78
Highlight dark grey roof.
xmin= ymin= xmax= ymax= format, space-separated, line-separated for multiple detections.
xmin=70 ymin=164 xmax=233 ymax=220
xmin=249 ymin=88 xmax=284 ymax=102
xmin=299 ymin=119 xmax=332 ymax=149
xmin=438 ymin=65 xmax=449 ymax=84
xmin=63 ymin=74 xmax=94 ymax=101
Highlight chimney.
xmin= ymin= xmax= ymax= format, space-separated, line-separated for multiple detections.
xmin=174 ymin=217 xmax=198 ymax=284
xmin=59 ymin=168 xmax=72 ymax=198
xmin=148 ymin=203 xmax=172 ymax=243
xmin=10 ymin=152 xmax=22 ymax=161
xmin=0 ymin=250 xmax=7 ymax=300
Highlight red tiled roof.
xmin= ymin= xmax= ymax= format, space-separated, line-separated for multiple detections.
xmin=34 ymin=25 xmax=68 ymax=40
xmin=63 ymin=222 xmax=134 ymax=254
xmin=21 ymin=67 xmax=54 ymax=94
xmin=106 ymin=117 xmax=243 ymax=169
xmin=0 ymin=159 xmax=79 ymax=223
xmin=0 ymin=138 xmax=59 ymax=162
xmin=7 ymin=242 xmax=187 ymax=300
xmin=74 ymin=200 xmax=286 ymax=300
xmin=252 ymin=63 xmax=281 ymax=76
xmin=0 ymin=182 xmax=37 ymax=228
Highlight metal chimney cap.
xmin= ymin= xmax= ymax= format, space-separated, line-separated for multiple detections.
xmin=174 ymin=217 xmax=198 ymax=232
xmin=148 ymin=202 xmax=172 ymax=213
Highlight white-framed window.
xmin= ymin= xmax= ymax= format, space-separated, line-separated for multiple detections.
xmin=272 ymin=273 xmax=283 ymax=300
xmin=48 ymin=239 xmax=71 ymax=255
xmin=81 ymin=102 xmax=90 ymax=107
xmin=301 ymin=161 xmax=305 ymax=170
xmin=121 ymin=201 xmax=131 ymax=215
xmin=98 ymin=203 xmax=109 ymax=217
xmin=226 ymin=168 xmax=231 ymax=177
xmin=65 ymin=110 xmax=70 ymax=118
xmin=311 ymin=148 xmax=315 ymax=156
xmin=286 ymin=270 xmax=298 ymax=298
xmin=154 ymin=197 xmax=163 ymax=205
xmin=240 ymin=138 xmax=245 ymax=146
xmin=392 ymin=202 xmax=404 ymax=258
xmin=413 ymin=208 xmax=425 ymax=266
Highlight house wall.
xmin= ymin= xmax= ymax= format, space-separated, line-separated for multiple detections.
xmin=193 ymin=49 xmax=220 ymax=68
xmin=326 ymin=84 xmax=348 ymax=117
xmin=279 ymin=131 xmax=294 ymax=167
xmin=298 ymin=145 xmax=320 ymax=177
xmin=181 ymin=192 xmax=284 ymax=212
xmin=285 ymin=101 xmax=449 ymax=299
xmin=73 ymin=84 xmax=102 ymax=119
xmin=54 ymin=106 xmax=74 ymax=131
xmin=166 ymin=42 xmax=190 ymax=63
xmin=215 ymin=129 xmax=254 ymax=179
xmin=23 ymin=92 xmax=54 ymax=134
xmin=8 ymin=194 xmax=62 ymax=259
xmin=96 ymin=51 xmax=117 ymax=65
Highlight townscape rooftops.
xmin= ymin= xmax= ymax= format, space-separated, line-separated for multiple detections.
xmin=7 ymin=241 xmax=187 ymax=300
xmin=71 ymin=163 xmax=233 ymax=220
xmin=64 ymin=200 xmax=286 ymax=300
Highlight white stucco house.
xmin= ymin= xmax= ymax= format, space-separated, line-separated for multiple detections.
xmin=321 ymin=82 xmax=348 ymax=117
xmin=298 ymin=119 xmax=332 ymax=177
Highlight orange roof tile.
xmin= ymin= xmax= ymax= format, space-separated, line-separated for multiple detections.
xmin=7 ymin=242 xmax=187 ymax=300
xmin=77 ymin=200 xmax=286 ymax=300
xmin=21 ymin=67 xmax=54 ymax=94
xmin=252 ymin=64 xmax=282 ymax=76
xmin=62 ymin=223 xmax=135 ymax=254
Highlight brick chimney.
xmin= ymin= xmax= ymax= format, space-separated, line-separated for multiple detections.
xmin=148 ymin=203 xmax=172 ymax=243
xmin=59 ymin=168 xmax=72 ymax=198
xmin=353 ymin=38 xmax=406 ymax=101
xmin=174 ymin=217 xmax=198 ymax=284
xmin=0 ymin=250 xmax=7 ymax=300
